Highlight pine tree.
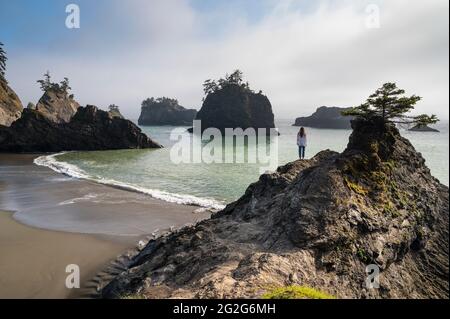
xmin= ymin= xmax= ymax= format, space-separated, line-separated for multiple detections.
xmin=343 ymin=82 xmax=438 ymax=127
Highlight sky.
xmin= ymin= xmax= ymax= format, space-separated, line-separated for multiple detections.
xmin=0 ymin=0 xmax=448 ymax=120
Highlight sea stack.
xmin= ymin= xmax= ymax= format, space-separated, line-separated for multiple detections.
xmin=101 ymin=117 xmax=448 ymax=299
xmin=409 ymin=124 xmax=440 ymax=132
xmin=192 ymin=70 xmax=275 ymax=133
xmin=138 ymin=97 xmax=197 ymax=126
xmin=293 ymin=106 xmax=352 ymax=129
xmin=0 ymin=77 xmax=23 ymax=126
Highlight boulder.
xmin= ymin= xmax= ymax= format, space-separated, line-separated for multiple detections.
xmin=35 ymin=89 xmax=80 ymax=123
xmin=293 ymin=106 xmax=352 ymax=129
xmin=0 ymin=78 xmax=23 ymax=126
xmin=0 ymin=105 xmax=162 ymax=153
xmin=138 ymin=98 xmax=197 ymax=126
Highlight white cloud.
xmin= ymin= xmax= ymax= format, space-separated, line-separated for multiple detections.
xmin=6 ymin=0 xmax=449 ymax=120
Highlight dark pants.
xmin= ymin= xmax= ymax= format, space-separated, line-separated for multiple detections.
xmin=299 ymin=146 xmax=306 ymax=159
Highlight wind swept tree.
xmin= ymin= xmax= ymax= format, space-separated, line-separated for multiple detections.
xmin=0 ymin=42 xmax=7 ymax=80
xmin=37 ymin=71 xmax=52 ymax=91
xmin=343 ymin=82 xmax=438 ymax=127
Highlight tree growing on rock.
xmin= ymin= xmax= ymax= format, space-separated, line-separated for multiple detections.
xmin=343 ymin=82 xmax=439 ymax=127
xmin=0 ymin=42 xmax=7 ymax=80
xmin=202 ymin=70 xmax=253 ymax=96
xmin=37 ymin=72 xmax=73 ymax=96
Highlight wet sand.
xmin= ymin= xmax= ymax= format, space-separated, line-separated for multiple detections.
xmin=0 ymin=153 xmax=212 ymax=298
xmin=0 ymin=210 xmax=132 ymax=299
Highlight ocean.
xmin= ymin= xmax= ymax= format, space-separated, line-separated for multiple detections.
xmin=35 ymin=120 xmax=449 ymax=209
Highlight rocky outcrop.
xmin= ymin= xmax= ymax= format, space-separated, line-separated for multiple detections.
xmin=293 ymin=106 xmax=352 ymax=129
xmin=0 ymin=105 xmax=162 ymax=153
xmin=138 ymin=98 xmax=197 ymax=126
xmin=409 ymin=124 xmax=440 ymax=132
xmin=193 ymin=84 xmax=275 ymax=133
xmin=101 ymin=117 xmax=448 ymax=299
xmin=35 ymin=89 xmax=80 ymax=123
xmin=0 ymin=78 xmax=23 ymax=126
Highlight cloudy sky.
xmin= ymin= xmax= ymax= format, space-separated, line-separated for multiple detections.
xmin=1 ymin=0 xmax=448 ymax=120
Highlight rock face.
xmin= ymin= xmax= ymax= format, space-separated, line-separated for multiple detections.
xmin=409 ymin=124 xmax=440 ymax=132
xmin=138 ymin=98 xmax=197 ymax=126
xmin=293 ymin=106 xmax=352 ymax=129
xmin=101 ymin=117 xmax=448 ymax=299
xmin=0 ymin=105 xmax=162 ymax=153
xmin=193 ymin=84 xmax=275 ymax=133
xmin=35 ymin=89 xmax=80 ymax=123
xmin=0 ymin=78 xmax=23 ymax=126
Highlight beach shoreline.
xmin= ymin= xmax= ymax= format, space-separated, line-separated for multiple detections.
xmin=0 ymin=153 xmax=212 ymax=298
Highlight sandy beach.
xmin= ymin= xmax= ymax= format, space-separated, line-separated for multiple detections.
xmin=0 ymin=153 xmax=211 ymax=299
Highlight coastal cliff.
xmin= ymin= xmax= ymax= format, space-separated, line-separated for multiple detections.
xmin=101 ymin=118 xmax=448 ymax=299
xmin=293 ymin=106 xmax=352 ymax=129
xmin=0 ymin=78 xmax=23 ymax=126
xmin=138 ymin=97 xmax=197 ymax=126
xmin=0 ymin=105 xmax=162 ymax=152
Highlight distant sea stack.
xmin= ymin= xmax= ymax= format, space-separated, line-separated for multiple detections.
xmin=101 ymin=117 xmax=448 ymax=299
xmin=0 ymin=78 xmax=23 ymax=126
xmin=192 ymin=70 xmax=275 ymax=133
xmin=0 ymin=105 xmax=162 ymax=153
xmin=138 ymin=97 xmax=197 ymax=126
xmin=409 ymin=124 xmax=440 ymax=132
xmin=293 ymin=106 xmax=352 ymax=129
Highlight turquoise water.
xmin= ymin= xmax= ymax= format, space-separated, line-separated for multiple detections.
xmin=36 ymin=120 xmax=449 ymax=208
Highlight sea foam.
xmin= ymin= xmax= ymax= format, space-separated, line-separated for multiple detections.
xmin=34 ymin=153 xmax=226 ymax=210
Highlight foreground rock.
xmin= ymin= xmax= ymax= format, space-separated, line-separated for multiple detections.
xmin=101 ymin=118 xmax=448 ymax=299
xmin=35 ymin=89 xmax=80 ymax=123
xmin=193 ymin=84 xmax=275 ymax=133
xmin=138 ymin=98 xmax=197 ymax=126
xmin=293 ymin=106 xmax=352 ymax=129
xmin=409 ymin=124 xmax=440 ymax=132
xmin=0 ymin=78 xmax=23 ymax=126
xmin=0 ymin=105 xmax=162 ymax=152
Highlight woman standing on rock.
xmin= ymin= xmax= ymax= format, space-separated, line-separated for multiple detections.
xmin=297 ymin=127 xmax=307 ymax=159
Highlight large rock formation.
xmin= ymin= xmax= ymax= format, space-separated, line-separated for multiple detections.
xmin=138 ymin=98 xmax=197 ymax=126
xmin=35 ymin=89 xmax=80 ymax=123
xmin=100 ymin=117 xmax=448 ymax=299
xmin=0 ymin=78 xmax=23 ymax=126
xmin=293 ymin=106 xmax=352 ymax=129
xmin=0 ymin=105 xmax=162 ymax=153
xmin=193 ymin=84 xmax=275 ymax=133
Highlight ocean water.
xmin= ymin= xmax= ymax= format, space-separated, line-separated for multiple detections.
xmin=35 ymin=120 xmax=449 ymax=208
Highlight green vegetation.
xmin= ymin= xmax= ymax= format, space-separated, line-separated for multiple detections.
xmin=262 ymin=285 xmax=335 ymax=299
xmin=342 ymin=82 xmax=439 ymax=127
xmin=0 ymin=42 xmax=6 ymax=80
xmin=356 ymin=248 xmax=371 ymax=264
xmin=141 ymin=97 xmax=179 ymax=108
xmin=203 ymin=70 xmax=254 ymax=96
xmin=37 ymin=71 xmax=73 ymax=97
